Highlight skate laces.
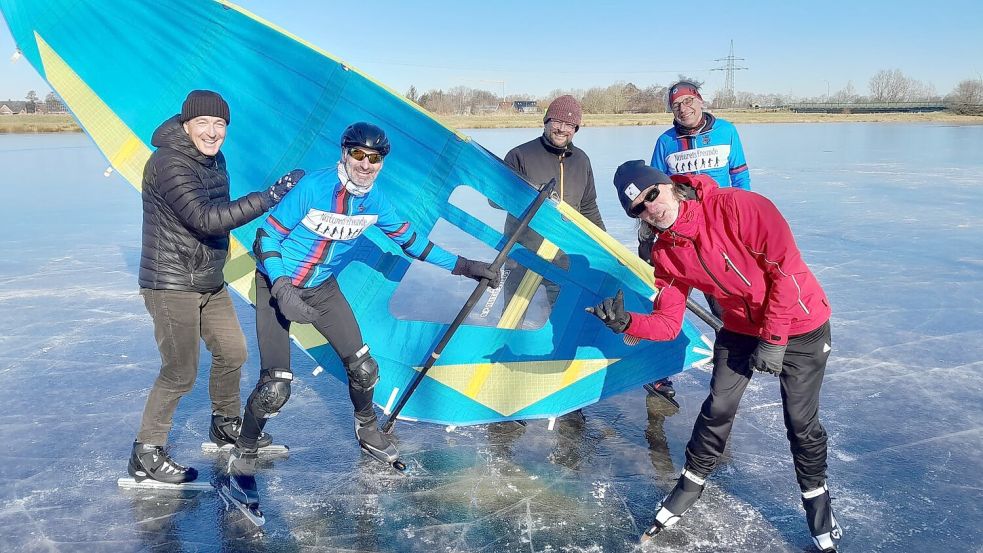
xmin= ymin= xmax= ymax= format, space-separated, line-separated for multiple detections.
xmin=147 ymin=445 xmax=190 ymax=474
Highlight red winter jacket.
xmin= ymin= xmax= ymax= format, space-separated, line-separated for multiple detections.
xmin=625 ymin=174 xmax=830 ymax=346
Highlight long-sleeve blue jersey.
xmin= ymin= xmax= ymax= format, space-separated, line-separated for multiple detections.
xmin=254 ymin=168 xmax=458 ymax=288
xmin=651 ymin=113 xmax=750 ymax=190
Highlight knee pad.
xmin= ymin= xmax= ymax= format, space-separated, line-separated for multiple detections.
xmin=247 ymin=368 xmax=293 ymax=419
xmin=343 ymin=345 xmax=379 ymax=393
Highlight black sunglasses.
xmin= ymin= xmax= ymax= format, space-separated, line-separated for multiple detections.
xmin=629 ymin=187 xmax=661 ymax=217
xmin=348 ymin=147 xmax=383 ymax=164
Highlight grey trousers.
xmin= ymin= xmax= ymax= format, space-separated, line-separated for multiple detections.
xmin=136 ymin=286 xmax=247 ymax=445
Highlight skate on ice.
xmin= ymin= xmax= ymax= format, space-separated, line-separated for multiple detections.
xmin=355 ymin=411 xmax=405 ymax=471
xmin=119 ymin=442 xmax=209 ymax=491
xmin=217 ymin=446 xmax=265 ymax=526
xmin=640 ymin=468 xmax=706 ymax=542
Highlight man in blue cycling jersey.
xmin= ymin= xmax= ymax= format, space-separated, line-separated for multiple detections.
xmin=223 ymin=123 xmax=500 ymax=509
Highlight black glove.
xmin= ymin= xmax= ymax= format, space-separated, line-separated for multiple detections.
xmin=263 ymin=169 xmax=305 ymax=208
xmin=585 ymin=289 xmax=631 ymax=333
xmin=749 ymin=340 xmax=786 ymax=376
xmin=452 ymin=257 xmax=501 ymax=289
xmin=270 ymin=277 xmax=317 ymax=324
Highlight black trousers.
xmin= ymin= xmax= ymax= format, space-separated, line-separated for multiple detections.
xmin=684 ymin=321 xmax=832 ymax=492
xmin=240 ymin=272 xmax=371 ymax=444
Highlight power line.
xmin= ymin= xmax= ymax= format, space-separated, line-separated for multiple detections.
xmin=710 ymin=40 xmax=747 ymax=106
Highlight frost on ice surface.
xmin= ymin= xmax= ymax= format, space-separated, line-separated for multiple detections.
xmin=2 ymin=126 xmax=982 ymax=552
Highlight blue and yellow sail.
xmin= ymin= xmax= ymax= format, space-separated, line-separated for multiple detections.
xmin=0 ymin=0 xmax=712 ymax=425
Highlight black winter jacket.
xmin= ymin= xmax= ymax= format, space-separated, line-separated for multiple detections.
xmin=504 ymin=135 xmax=605 ymax=230
xmin=138 ymin=115 xmax=270 ymax=293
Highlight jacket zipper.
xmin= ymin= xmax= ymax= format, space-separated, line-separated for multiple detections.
xmin=721 ymin=251 xmax=752 ymax=287
xmin=674 ymin=232 xmax=754 ymax=324
xmin=558 ymin=155 xmax=565 ymax=200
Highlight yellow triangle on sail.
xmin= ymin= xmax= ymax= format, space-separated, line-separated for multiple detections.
xmin=424 ymin=357 xmax=617 ymax=416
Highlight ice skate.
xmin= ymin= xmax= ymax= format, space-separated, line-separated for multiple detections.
xmin=643 ymin=378 xmax=679 ymax=409
xmin=803 ymin=482 xmax=842 ymax=552
xmin=208 ymin=413 xmax=273 ymax=448
xmin=640 ymin=468 xmax=705 ymax=543
xmin=123 ymin=441 xmax=199 ymax=488
xmin=202 ymin=413 xmax=287 ymax=455
xmin=355 ymin=411 xmax=404 ymax=471
xmin=218 ymin=446 xmax=265 ymax=526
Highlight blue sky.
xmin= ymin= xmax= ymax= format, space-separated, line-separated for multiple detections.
xmin=2 ymin=0 xmax=982 ymax=102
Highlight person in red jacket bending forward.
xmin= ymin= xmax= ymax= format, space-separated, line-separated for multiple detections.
xmin=588 ymin=160 xmax=842 ymax=553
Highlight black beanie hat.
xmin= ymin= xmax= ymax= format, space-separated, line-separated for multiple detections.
xmin=613 ymin=160 xmax=673 ymax=217
xmin=180 ymin=90 xmax=230 ymax=124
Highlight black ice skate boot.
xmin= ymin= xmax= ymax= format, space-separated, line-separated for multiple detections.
xmin=354 ymin=410 xmax=399 ymax=465
xmin=209 ymin=414 xmax=272 ymax=449
xmin=802 ymin=482 xmax=842 ymax=552
xmin=127 ymin=441 xmax=198 ymax=484
xmin=640 ymin=468 xmax=706 ymax=542
xmin=219 ymin=445 xmax=264 ymax=526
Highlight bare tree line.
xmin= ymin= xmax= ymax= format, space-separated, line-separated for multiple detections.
xmin=406 ymin=69 xmax=983 ymax=115
xmin=6 ymin=90 xmax=68 ymax=114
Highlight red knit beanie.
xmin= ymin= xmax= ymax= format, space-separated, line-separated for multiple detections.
xmin=544 ymin=95 xmax=582 ymax=129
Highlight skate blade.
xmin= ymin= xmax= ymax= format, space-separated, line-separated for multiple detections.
xmin=217 ymin=485 xmax=266 ymax=527
xmin=639 ymin=524 xmax=663 ymax=544
xmin=359 ymin=445 xmax=405 ymax=472
xmin=643 ymin=383 xmax=680 ymax=409
xmin=117 ymin=477 xmax=213 ymax=491
xmin=201 ymin=442 xmax=290 ymax=455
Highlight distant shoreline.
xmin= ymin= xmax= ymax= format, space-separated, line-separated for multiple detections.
xmin=1 ymin=110 xmax=981 ymax=134
xmin=444 ymin=110 xmax=983 ymax=129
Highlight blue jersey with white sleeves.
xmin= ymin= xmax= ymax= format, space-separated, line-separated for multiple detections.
xmin=254 ymin=168 xmax=457 ymax=288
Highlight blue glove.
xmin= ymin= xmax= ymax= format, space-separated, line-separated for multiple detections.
xmin=270 ymin=277 xmax=317 ymax=324
xmin=264 ymin=169 xmax=305 ymax=208
xmin=749 ymin=341 xmax=786 ymax=376
xmin=586 ymin=289 xmax=631 ymax=333
xmin=452 ymin=257 xmax=502 ymax=289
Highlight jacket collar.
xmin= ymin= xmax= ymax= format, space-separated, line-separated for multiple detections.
xmin=652 ymin=173 xmax=720 ymax=243
xmin=672 ymin=112 xmax=717 ymax=138
xmin=539 ymin=134 xmax=573 ymax=157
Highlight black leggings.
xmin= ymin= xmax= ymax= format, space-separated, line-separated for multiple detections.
xmin=684 ymin=322 xmax=832 ymax=492
xmin=239 ymin=272 xmax=371 ymax=446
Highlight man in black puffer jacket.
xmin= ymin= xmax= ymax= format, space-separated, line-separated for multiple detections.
xmin=128 ymin=90 xmax=303 ymax=485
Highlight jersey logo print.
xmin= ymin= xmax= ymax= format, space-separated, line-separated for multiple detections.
xmin=666 ymin=145 xmax=732 ymax=174
xmin=302 ymin=210 xmax=378 ymax=241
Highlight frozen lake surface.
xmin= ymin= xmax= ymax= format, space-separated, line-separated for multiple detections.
xmin=0 ymin=122 xmax=981 ymax=552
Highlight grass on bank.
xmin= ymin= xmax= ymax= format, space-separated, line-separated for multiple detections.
xmin=0 ymin=114 xmax=81 ymax=133
xmin=2 ymin=110 xmax=981 ymax=134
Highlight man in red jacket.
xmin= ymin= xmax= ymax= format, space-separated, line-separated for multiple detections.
xmin=588 ymin=160 xmax=842 ymax=552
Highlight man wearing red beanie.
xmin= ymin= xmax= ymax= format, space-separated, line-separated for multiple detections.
xmin=499 ymin=94 xmax=605 ymax=314
xmin=492 ymin=94 xmax=606 ymax=424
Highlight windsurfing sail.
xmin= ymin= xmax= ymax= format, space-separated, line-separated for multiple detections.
xmin=0 ymin=0 xmax=712 ymax=426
